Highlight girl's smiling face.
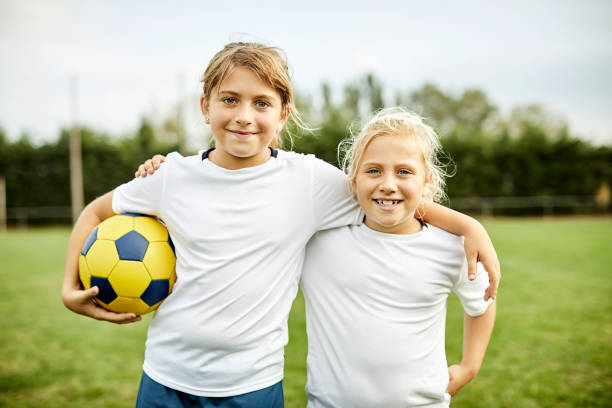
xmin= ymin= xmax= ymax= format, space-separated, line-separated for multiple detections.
xmin=354 ymin=135 xmax=430 ymax=235
xmin=201 ymin=66 xmax=288 ymax=169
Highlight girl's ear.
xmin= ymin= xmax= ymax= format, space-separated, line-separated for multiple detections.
xmin=276 ymin=106 xmax=291 ymax=134
xmin=280 ymin=106 xmax=291 ymax=125
xmin=423 ymin=170 xmax=434 ymax=198
xmin=200 ymin=96 xmax=210 ymax=123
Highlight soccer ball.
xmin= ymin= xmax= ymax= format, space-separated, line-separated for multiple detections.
xmin=79 ymin=213 xmax=177 ymax=315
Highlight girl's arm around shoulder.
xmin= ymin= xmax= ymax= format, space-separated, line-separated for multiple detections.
xmin=61 ymin=191 xmax=142 ymax=324
xmin=135 ymin=154 xmax=166 ymax=178
xmin=419 ymin=201 xmax=500 ymax=301
xmin=446 ymin=301 xmax=496 ymax=396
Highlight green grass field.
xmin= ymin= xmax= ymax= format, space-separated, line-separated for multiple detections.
xmin=1 ymin=218 xmax=610 ymax=407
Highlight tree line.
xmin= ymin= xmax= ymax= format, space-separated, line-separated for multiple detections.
xmin=291 ymin=78 xmax=610 ymax=206
xmin=0 ymin=78 xmax=610 ymax=222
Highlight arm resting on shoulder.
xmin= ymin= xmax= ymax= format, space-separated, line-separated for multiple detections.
xmin=61 ymin=191 xmax=141 ymax=324
xmin=135 ymin=154 xmax=166 ymax=178
xmin=447 ymin=302 xmax=496 ymax=396
xmin=419 ymin=201 xmax=500 ymax=300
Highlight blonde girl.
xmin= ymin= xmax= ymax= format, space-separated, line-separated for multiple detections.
xmin=301 ymin=107 xmax=496 ymax=407
xmin=63 ymin=43 xmax=498 ymax=407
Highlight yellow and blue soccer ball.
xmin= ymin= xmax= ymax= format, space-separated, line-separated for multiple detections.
xmin=79 ymin=213 xmax=177 ymax=315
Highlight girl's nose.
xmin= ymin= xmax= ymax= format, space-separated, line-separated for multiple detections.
xmin=378 ymin=176 xmax=398 ymax=193
xmin=234 ymin=104 xmax=254 ymax=126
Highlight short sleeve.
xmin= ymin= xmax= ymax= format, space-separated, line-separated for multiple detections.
xmin=453 ymin=261 xmax=493 ymax=317
xmin=310 ymin=157 xmax=363 ymax=231
xmin=112 ymin=154 xmax=172 ymax=217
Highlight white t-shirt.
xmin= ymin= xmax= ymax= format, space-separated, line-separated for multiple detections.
xmin=112 ymin=149 xmax=362 ymax=397
xmin=301 ymin=223 xmax=492 ymax=408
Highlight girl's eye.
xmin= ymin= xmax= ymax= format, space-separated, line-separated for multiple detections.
xmin=223 ymin=97 xmax=237 ymax=105
xmin=366 ymin=168 xmax=381 ymax=175
xmin=398 ymin=169 xmax=412 ymax=176
xmin=255 ymin=101 xmax=269 ymax=109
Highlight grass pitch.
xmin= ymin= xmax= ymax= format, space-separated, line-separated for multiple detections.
xmin=0 ymin=218 xmax=610 ymax=407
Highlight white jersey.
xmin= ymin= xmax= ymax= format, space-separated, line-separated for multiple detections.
xmin=112 ymin=149 xmax=362 ymax=397
xmin=301 ymin=223 xmax=492 ymax=408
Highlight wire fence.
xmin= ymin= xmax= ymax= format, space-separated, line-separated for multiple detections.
xmin=1 ymin=195 xmax=609 ymax=229
xmin=5 ymin=206 xmax=73 ymax=228
xmin=447 ymin=195 xmax=605 ymax=216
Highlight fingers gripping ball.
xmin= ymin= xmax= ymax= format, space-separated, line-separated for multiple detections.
xmin=79 ymin=213 xmax=177 ymax=315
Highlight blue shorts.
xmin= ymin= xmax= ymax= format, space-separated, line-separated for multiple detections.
xmin=135 ymin=372 xmax=284 ymax=408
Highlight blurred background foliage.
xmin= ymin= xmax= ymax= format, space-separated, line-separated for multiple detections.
xmin=1 ymin=74 xmax=610 ymax=222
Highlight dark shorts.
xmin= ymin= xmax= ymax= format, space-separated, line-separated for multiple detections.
xmin=135 ymin=372 xmax=284 ymax=408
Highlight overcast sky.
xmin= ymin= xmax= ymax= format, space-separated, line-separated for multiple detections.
xmin=1 ymin=0 xmax=611 ymax=145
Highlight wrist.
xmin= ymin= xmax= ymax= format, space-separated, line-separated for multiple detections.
xmin=459 ymin=362 xmax=479 ymax=379
xmin=61 ymin=277 xmax=83 ymax=297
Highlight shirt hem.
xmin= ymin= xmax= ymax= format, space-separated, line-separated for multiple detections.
xmin=142 ymin=363 xmax=284 ymax=397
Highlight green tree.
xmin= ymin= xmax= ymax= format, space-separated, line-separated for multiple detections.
xmin=364 ymin=73 xmax=385 ymax=113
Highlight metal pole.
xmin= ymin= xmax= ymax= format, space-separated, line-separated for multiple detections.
xmin=69 ymin=76 xmax=84 ymax=224
xmin=0 ymin=176 xmax=6 ymax=232
xmin=176 ymin=72 xmax=186 ymax=152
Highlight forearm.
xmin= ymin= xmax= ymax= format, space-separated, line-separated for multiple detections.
xmin=418 ymin=201 xmax=482 ymax=236
xmin=461 ymin=302 xmax=496 ymax=375
xmin=420 ymin=201 xmax=500 ymax=299
xmin=62 ymin=191 xmax=115 ymax=302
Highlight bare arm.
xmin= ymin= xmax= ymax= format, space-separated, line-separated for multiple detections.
xmin=134 ymin=156 xmax=502 ymax=300
xmin=419 ymin=201 xmax=500 ymax=300
xmin=61 ymin=191 xmax=141 ymax=324
xmin=446 ymin=302 xmax=496 ymax=396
